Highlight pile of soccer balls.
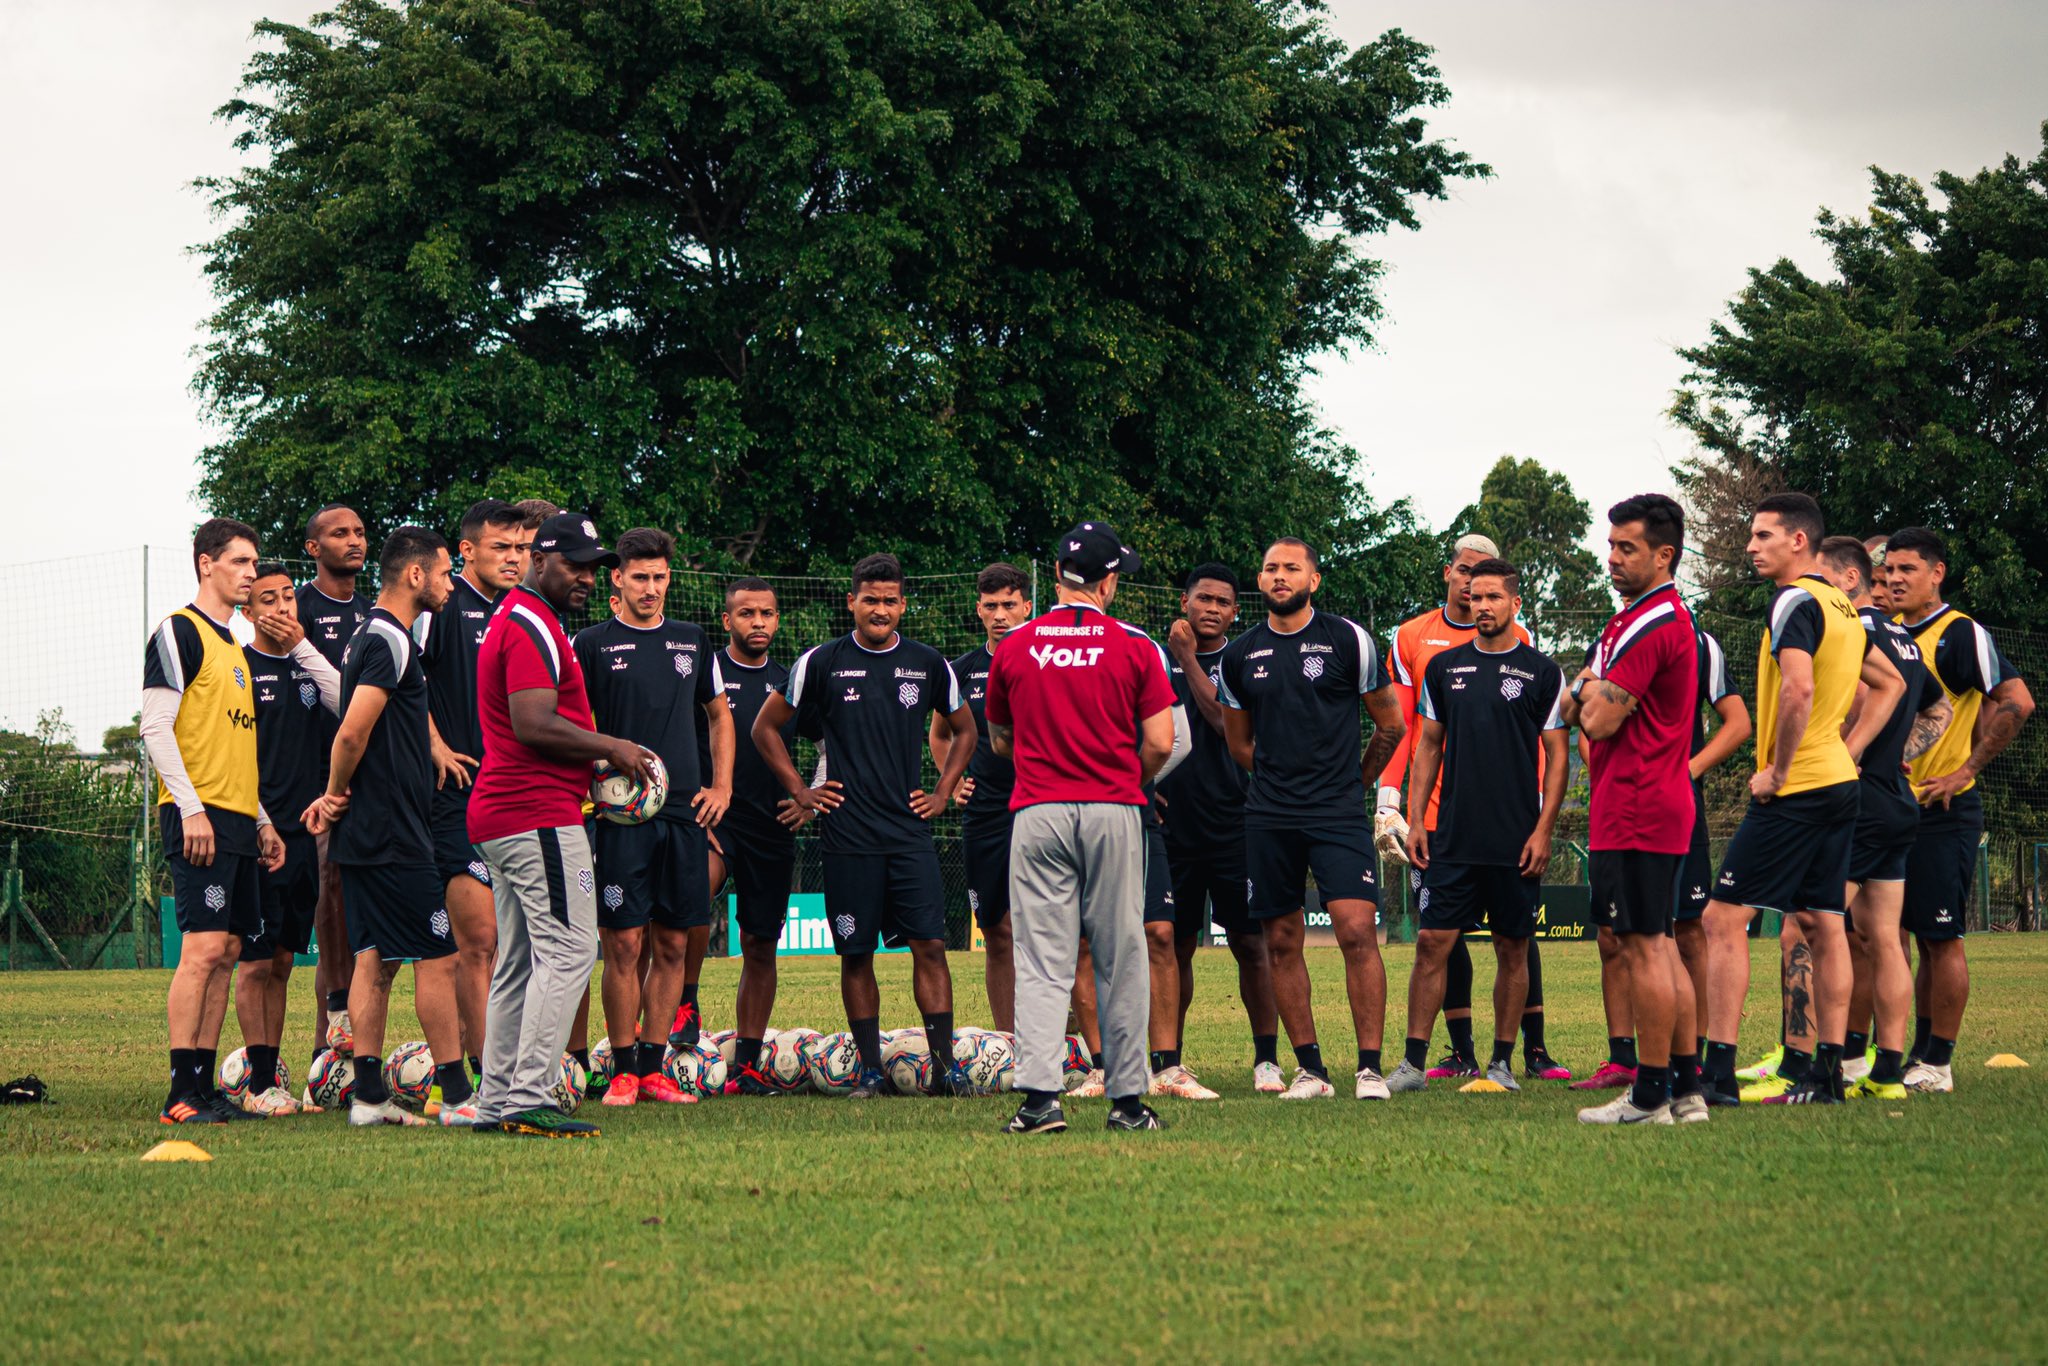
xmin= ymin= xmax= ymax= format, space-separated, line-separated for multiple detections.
xmin=587 ymin=1027 xmax=1095 ymax=1099
xmin=297 ymin=1016 xmax=587 ymax=1115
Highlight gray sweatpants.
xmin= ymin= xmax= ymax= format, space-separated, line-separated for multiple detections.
xmin=475 ymin=824 xmax=598 ymax=1121
xmin=1010 ymin=802 xmax=1149 ymax=1100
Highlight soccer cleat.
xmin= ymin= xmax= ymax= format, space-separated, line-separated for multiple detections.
xmin=724 ymin=1063 xmax=779 ymax=1097
xmin=1576 ymin=1094 xmax=1674 ymax=1125
xmin=1671 ymin=1093 xmax=1710 ymax=1123
xmin=928 ymin=1062 xmax=974 ymax=1098
xmin=1355 ymin=1067 xmax=1391 ymax=1100
xmin=1523 ymin=1050 xmax=1573 ymax=1081
xmin=848 ymin=1068 xmax=893 ymax=1100
xmin=1902 ymin=1061 xmax=1954 ymax=1094
xmin=1067 ymin=1068 xmax=1106 ymax=1099
xmin=1739 ymin=1075 xmax=1796 ymax=1104
xmin=1736 ymin=1045 xmax=1783 ymax=1082
xmin=325 ymin=1010 xmax=353 ymax=1056
xmin=667 ymin=1001 xmax=701 ymax=1050
xmin=1106 ymin=1103 xmax=1164 ymax=1131
xmin=1004 ymin=1097 xmax=1068 ymax=1134
xmin=437 ymin=1098 xmax=480 ymax=1126
xmin=499 ymin=1106 xmax=600 ymax=1138
xmin=1846 ymin=1075 xmax=1908 ymax=1101
xmin=1761 ymin=1078 xmax=1843 ymax=1105
xmin=602 ymin=1073 xmax=640 ymax=1107
xmin=1569 ymin=1061 xmax=1636 ymax=1091
xmin=1278 ymin=1068 xmax=1335 ymax=1100
xmin=636 ymin=1073 xmax=699 ymax=1105
xmin=1384 ymin=1060 xmax=1428 ymax=1093
xmin=350 ymin=1098 xmax=430 ymax=1127
xmin=1149 ymin=1065 xmax=1220 ymax=1100
xmin=1702 ymin=1080 xmax=1742 ymax=1107
xmin=158 ymin=1097 xmax=226 ymax=1125
xmin=1251 ymin=1061 xmax=1285 ymax=1094
xmin=242 ymin=1086 xmax=302 ymax=1117
xmin=203 ymin=1090 xmax=259 ymax=1122
xmin=1482 ymin=1061 xmax=1521 ymax=1093
xmin=1840 ymin=1047 xmax=1876 ymax=1083
xmin=1426 ymin=1052 xmax=1480 ymax=1080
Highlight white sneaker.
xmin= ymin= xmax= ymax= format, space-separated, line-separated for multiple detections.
xmin=1902 ymin=1061 xmax=1954 ymax=1093
xmin=1066 ymin=1068 xmax=1106 ymax=1099
xmin=1279 ymin=1068 xmax=1335 ymax=1100
xmin=1577 ymin=1093 xmax=1674 ymax=1125
xmin=1252 ymin=1060 xmax=1285 ymax=1094
xmin=1482 ymin=1061 xmax=1521 ymax=1093
xmin=350 ymin=1098 xmax=430 ymax=1127
xmin=1148 ymin=1065 xmax=1220 ymax=1100
xmin=1671 ymin=1092 xmax=1710 ymax=1124
xmin=1840 ymin=1049 xmax=1874 ymax=1083
xmin=1355 ymin=1067 xmax=1390 ymax=1100
xmin=243 ymin=1086 xmax=301 ymax=1117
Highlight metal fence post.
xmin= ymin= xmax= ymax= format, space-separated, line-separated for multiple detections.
xmin=4 ymin=839 xmax=15 ymax=970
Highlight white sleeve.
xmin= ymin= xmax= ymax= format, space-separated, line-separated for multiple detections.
xmin=1154 ymin=703 xmax=1192 ymax=784
xmin=942 ymin=659 xmax=963 ymax=712
xmin=140 ymin=687 xmax=202 ymax=819
xmin=290 ymin=639 xmax=344 ymax=715
xmin=1347 ymin=618 xmax=1382 ymax=694
xmin=784 ymin=647 xmax=816 ymax=706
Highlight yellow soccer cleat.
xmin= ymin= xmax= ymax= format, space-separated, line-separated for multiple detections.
xmin=1739 ymin=1074 xmax=1795 ymax=1104
xmin=1736 ymin=1046 xmax=1783 ymax=1083
xmin=1846 ymin=1075 xmax=1907 ymax=1101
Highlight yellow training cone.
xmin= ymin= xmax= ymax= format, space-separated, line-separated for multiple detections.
xmin=140 ymin=1140 xmax=213 ymax=1162
xmin=1984 ymin=1054 xmax=2029 ymax=1069
xmin=1459 ymin=1078 xmax=1511 ymax=1093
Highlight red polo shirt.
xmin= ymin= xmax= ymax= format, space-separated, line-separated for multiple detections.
xmin=1586 ymin=582 xmax=1697 ymax=854
xmin=984 ymin=602 xmax=1177 ymax=809
xmin=468 ymin=585 xmax=597 ymax=843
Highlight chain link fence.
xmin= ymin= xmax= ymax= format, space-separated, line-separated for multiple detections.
xmin=3 ymin=551 xmax=2041 ymax=967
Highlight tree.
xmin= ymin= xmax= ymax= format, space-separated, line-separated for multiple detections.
xmin=195 ymin=0 xmax=1484 ymax=580
xmin=1449 ymin=456 xmax=1609 ymax=650
xmin=101 ymin=714 xmax=142 ymax=759
xmin=1672 ymin=124 xmax=2048 ymax=622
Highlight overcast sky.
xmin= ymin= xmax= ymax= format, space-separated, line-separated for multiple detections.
xmin=0 ymin=1 xmax=2042 ymax=567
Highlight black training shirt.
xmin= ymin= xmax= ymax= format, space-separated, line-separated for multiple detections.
xmin=1216 ymin=609 xmax=1389 ymax=829
xmin=1858 ymin=605 xmax=1944 ymax=836
xmin=413 ymin=574 xmax=499 ymax=765
xmin=573 ymin=616 xmax=721 ymax=820
xmin=702 ymin=648 xmax=797 ymax=850
xmin=1158 ymin=643 xmax=1246 ymax=850
xmin=1418 ymin=640 xmax=1566 ymax=866
xmin=244 ymin=644 xmax=331 ymax=835
xmin=331 ymin=608 xmax=433 ymax=866
xmin=952 ymin=643 xmax=1016 ymax=835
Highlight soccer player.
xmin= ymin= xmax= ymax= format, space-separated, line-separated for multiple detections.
xmin=1564 ymin=494 xmax=1702 ymax=1124
xmin=232 ymin=562 xmax=344 ymax=1114
xmin=1817 ymin=536 xmax=1950 ymax=1098
xmin=296 ymin=503 xmax=371 ymax=1064
xmin=412 ymin=497 xmax=527 ymax=1084
xmin=705 ymin=578 xmax=812 ymax=1092
xmin=574 ymin=528 xmax=733 ymax=1105
xmin=1887 ymin=526 xmax=2033 ymax=1092
xmin=301 ymin=526 xmax=469 ymax=1127
xmin=752 ymin=554 xmax=977 ymax=1099
xmin=1699 ymin=494 xmax=1904 ymax=1107
xmin=1376 ymin=533 xmax=1563 ymax=1082
xmin=1389 ymin=559 xmax=1568 ymax=1093
xmin=1217 ymin=537 xmax=1405 ymax=1101
xmin=144 ymin=519 xmax=286 ymax=1123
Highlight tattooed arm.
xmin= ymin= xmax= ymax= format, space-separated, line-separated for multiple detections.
xmin=1360 ymin=685 xmax=1406 ymax=790
xmin=1918 ymin=677 xmax=2035 ymax=807
xmin=1903 ymin=695 xmax=1952 ymax=764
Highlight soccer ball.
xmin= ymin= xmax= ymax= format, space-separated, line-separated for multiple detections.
xmin=383 ymin=1041 xmax=435 ymax=1111
xmin=807 ymin=1032 xmax=863 ymax=1094
xmin=953 ymin=1029 xmax=1013 ymax=1095
xmin=662 ymin=1041 xmax=727 ymax=1097
xmin=307 ymin=1049 xmax=356 ymax=1108
xmin=552 ymin=1053 xmax=588 ymax=1114
xmin=589 ymin=1037 xmax=615 ymax=1093
xmin=759 ymin=1030 xmax=811 ymax=1093
xmin=1063 ymin=1034 xmax=1094 ymax=1085
xmin=708 ymin=1029 xmax=738 ymax=1072
xmin=217 ymin=1046 xmax=255 ymax=1102
xmin=324 ymin=1013 xmax=353 ymax=1057
xmin=591 ymin=753 xmax=669 ymax=825
xmin=882 ymin=1030 xmax=932 ymax=1094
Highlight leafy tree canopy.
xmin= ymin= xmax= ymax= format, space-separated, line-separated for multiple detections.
xmin=1450 ymin=455 xmax=1609 ymax=649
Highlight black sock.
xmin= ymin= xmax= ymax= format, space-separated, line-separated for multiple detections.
xmin=570 ymin=1048 xmax=589 ymax=1071
xmin=1844 ymin=1030 xmax=1869 ymax=1058
xmin=639 ymin=1041 xmax=665 ymax=1078
xmin=1779 ymin=1047 xmax=1814 ymax=1083
xmin=1446 ymin=1016 xmax=1475 ymax=1062
xmin=851 ymin=1017 xmax=884 ymax=1074
xmin=1630 ymin=1064 xmax=1670 ymax=1110
xmin=1445 ymin=936 xmax=1474 ymax=1014
xmin=167 ymin=1048 xmax=199 ymax=1104
xmin=1705 ymin=1041 xmax=1738 ymax=1087
xmin=1404 ymin=1037 xmax=1429 ymax=1071
xmin=1911 ymin=1016 xmax=1932 ymax=1058
xmin=197 ymin=1048 xmax=219 ymax=1095
xmin=325 ymin=990 xmax=348 ymax=1013
xmin=1252 ymin=1034 xmax=1278 ymax=1067
xmin=736 ymin=1036 xmax=764 ymax=1071
xmin=1671 ymin=1054 xmax=1701 ymax=1097
xmin=1294 ymin=1042 xmax=1326 ymax=1079
xmin=1489 ymin=1039 xmax=1514 ymax=1068
xmin=1023 ymin=1088 xmax=1059 ymax=1108
xmin=1358 ymin=1048 xmax=1382 ymax=1075
xmin=1521 ymin=1010 xmax=1547 ymax=1056
xmin=1870 ymin=1048 xmax=1904 ymax=1083
xmin=1150 ymin=1049 xmax=1180 ymax=1072
xmin=1813 ymin=1042 xmax=1843 ymax=1093
xmin=1525 ymin=940 xmax=1545 ymax=1009
xmin=467 ymin=1055 xmax=483 ymax=1080
xmin=355 ymin=1055 xmax=388 ymax=1105
xmin=247 ymin=1045 xmax=279 ymax=1094
xmin=922 ymin=1013 xmax=954 ymax=1066
xmin=682 ymin=982 xmax=699 ymax=1011
xmin=434 ymin=1060 xmax=473 ymax=1105
xmin=1111 ymin=1094 xmax=1147 ymax=1117
xmin=1925 ymin=1036 xmax=1955 ymax=1067
xmin=1610 ymin=1037 xmax=1638 ymax=1069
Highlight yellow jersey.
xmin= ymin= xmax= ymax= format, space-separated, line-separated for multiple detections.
xmin=1754 ymin=574 xmax=1863 ymax=796
xmin=146 ymin=606 xmax=260 ymax=819
xmin=1903 ymin=606 xmax=2014 ymax=799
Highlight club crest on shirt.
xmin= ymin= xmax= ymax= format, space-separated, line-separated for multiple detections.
xmin=1302 ymin=656 xmax=1324 ymax=681
xmin=232 ymin=666 xmax=247 ymax=689
xmin=299 ymin=681 xmax=318 ymax=708
xmin=898 ymin=682 xmax=919 ymax=708
xmin=675 ymin=651 xmax=693 ymax=677
xmin=1500 ymin=676 xmax=1525 ymax=701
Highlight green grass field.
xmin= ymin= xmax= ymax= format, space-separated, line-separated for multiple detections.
xmin=2 ymin=939 xmax=2044 ymax=1362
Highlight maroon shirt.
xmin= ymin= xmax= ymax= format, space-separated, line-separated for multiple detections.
xmin=469 ymin=585 xmax=597 ymax=843
xmin=1585 ymin=582 xmax=1697 ymax=854
xmin=984 ymin=602 xmax=1177 ymax=809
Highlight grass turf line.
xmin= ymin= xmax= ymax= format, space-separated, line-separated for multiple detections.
xmin=1 ymin=939 xmax=2044 ymax=1362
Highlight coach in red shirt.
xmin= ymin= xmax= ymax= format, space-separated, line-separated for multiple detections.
xmin=985 ymin=523 xmax=1177 ymax=1134
xmin=471 ymin=513 xmax=655 ymax=1138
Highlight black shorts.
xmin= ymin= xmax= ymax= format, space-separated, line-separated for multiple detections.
xmin=1141 ymin=824 xmax=1176 ymax=925
xmin=1849 ymin=822 xmax=1912 ymax=884
xmin=1589 ymin=850 xmax=1683 ymax=938
xmin=1678 ymin=780 xmax=1711 ymax=921
xmin=962 ymin=819 xmax=1013 ymax=930
xmin=1245 ymin=822 xmax=1378 ymax=922
xmin=340 ymin=861 xmax=455 ymax=962
xmin=162 ymin=806 xmax=261 ymax=939
xmin=1167 ymin=838 xmax=1256 ymax=942
xmin=1419 ymin=861 xmax=1541 ymax=939
xmin=715 ymin=822 xmax=799 ymax=943
xmin=245 ymin=830 xmax=319 ymax=958
xmin=1712 ymin=783 xmax=1858 ymax=915
xmin=432 ymin=788 xmax=491 ymax=890
xmin=595 ymin=818 xmax=712 ymax=932
xmin=1904 ymin=820 xmax=1979 ymax=942
xmin=822 ymin=847 xmax=946 ymax=954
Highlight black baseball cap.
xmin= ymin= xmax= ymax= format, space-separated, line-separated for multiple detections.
xmin=532 ymin=512 xmax=620 ymax=568
xmin=1055 ymin=522 xmax=1127 ymax=585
